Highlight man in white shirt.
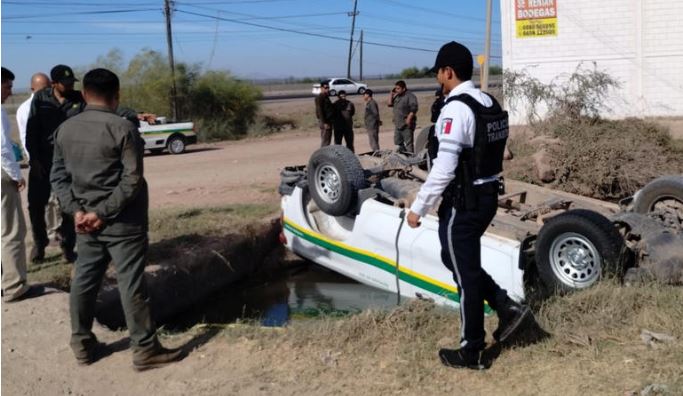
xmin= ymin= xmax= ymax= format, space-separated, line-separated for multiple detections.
xmin=17 ymin=73 xmax=50 ymax=159
xmin=1 ymin=66 xmax=44 ymax=302
xmin=407 ymin=42 xmax=546 ymax=369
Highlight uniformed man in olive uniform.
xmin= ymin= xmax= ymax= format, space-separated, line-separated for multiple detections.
xmin=332 ymin=90 xmax=355 ymax=152
xmin=26 ymin=64 xmax=85 ymax=262
xmin=51 ymin=68 xmax=182 ymax=370
xmin=388 ymin=80 xmax=418 ymax=153
xmin=315 ymin=81 xmax=335 ymax=147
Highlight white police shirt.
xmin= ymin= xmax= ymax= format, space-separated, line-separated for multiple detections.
xmin=409 ymin=80 xmax=495 ymax=217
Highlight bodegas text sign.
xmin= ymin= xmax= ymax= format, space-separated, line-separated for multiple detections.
xmin=515 ymin=0 xmax=557 ymax=38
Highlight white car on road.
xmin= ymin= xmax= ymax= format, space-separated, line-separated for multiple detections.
xmin=312 ymin=78 xmax=368 ymax=96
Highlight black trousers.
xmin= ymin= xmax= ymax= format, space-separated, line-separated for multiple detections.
xmin=333 ymin=125 xmax=354 ymax=152
xmin=437 ymin=183 xmax=506 ymax=351
xmin=28 ymin=166 xmax=75 ymax=252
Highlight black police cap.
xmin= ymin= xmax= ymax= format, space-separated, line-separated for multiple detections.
xmin=430 ymin=41 xmax=473 ymax=80
xmin=51 ymin=64 xmax=78 ymax=84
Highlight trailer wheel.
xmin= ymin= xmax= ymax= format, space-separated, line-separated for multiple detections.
xmin=535 ymin=209 xmax=625 ymax=295
xmin=308 ymin=145 xmax=366 ymax=216
xmin=633 ymin=175 xmax=683 ymax=226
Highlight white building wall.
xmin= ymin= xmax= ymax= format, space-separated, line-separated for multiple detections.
xmin=501 ymin=0 xmax=683 ymax=124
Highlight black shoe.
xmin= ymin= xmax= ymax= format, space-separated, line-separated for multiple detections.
xmin=62 ymin=249 xmax=77 ymax=263
xmin=31 ymin=247 xmax=46 ymax=263
xmin=3 ymin=285 xmax=46 ymax=303
xmin=438 ymin=348 xmax=490 ymax=370
xmin=74 ymin=341 xmax=109 ymax=366
xmin=493 ymin=299 xmax=532 ymax=343
xmin=494 ymin=299 xmax=550 ymax=347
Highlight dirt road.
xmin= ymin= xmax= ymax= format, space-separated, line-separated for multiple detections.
xmin=143 ymin=128 xmax=397 ymax=209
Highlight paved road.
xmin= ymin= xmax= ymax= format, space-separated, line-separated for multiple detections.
xmin=260 ymin=76 xmax=502 ymax=101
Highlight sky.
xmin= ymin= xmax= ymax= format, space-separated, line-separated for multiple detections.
xmin=1 ymin=0 xmax=502 ymax=90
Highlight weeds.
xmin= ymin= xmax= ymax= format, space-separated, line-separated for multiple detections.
xmin=504 ymin=64 xmax=682 ymax=200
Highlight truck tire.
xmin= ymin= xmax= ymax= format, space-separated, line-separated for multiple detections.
xmin=167 ymin=135 xmax=186 ymax=154
xmin=633 ymin=175 xmax=683 ymax=215
xmin=308 ymin=145 xmax=367 ymax=216
xmin=535 ymin=209 xmax=625 ymax=295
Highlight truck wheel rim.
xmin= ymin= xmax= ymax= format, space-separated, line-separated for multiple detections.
xmin=315 ymin=164 xmax=341 ymax=204
xmin=549 ymin=232 xmax=601 ymax=288
xmin=170 ymin=139 xmax=184 ymax=153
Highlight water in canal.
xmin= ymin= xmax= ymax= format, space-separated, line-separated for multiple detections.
xmin=165 ymin=261 xmax=400 ymax=330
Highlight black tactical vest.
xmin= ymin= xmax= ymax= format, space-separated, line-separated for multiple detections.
xmin=445 ymin=93 xmax=509 ymax=180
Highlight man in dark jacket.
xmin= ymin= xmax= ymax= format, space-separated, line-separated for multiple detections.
xmin=363 ymin=89 xmax=380 ymax=152
xmin=333 ymin=90 xmax=355 ymax=152
xmin=51 ymin=68 xmax=182 ymax=370
xmin=26 ymin=64 xmax=85 ymax=262
xmin=314 ymin=81 xmax=335 ymax=147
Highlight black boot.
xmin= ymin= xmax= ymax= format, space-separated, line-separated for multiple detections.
xmin=438 ymin=348 xmax=490 ymax=370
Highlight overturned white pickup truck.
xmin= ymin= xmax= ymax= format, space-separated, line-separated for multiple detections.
xmin=279 ymin=146 xmax=683 ymax=308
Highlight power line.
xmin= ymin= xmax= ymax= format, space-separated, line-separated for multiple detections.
xmin=2 ymin=1 xmax=160 ymax=6
xmin=175 ymin=8 xmax=437 ymax=52
xmin=2 ymin=8 xmax=160 ymax=20
xmin=372 ymin=0 xmax=501 ymax=23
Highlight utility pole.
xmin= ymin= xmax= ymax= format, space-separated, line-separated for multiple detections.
xmin=164 ymin=0 xmax=178 ymax=120
xmin=346 ymin=0 xmax=359 ymax=79
xmin=359 ymin=30 xmax=364 ymax=80
xmin=482 ymin=0 xmax=492 ymax=91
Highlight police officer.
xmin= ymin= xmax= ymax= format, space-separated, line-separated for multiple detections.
xmin=407 ymin=42 xmax=546 ymax=370
xmin=51 ymin=68 xmax=182 ymax=369
xmin=26 ymin=64 xmax=85 ymax=262
xmin=333 ymin=90 xmax=355 ymax=152
xmin=315 ymin=81 xmax=335 ymax=147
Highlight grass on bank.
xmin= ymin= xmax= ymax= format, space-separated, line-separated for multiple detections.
xmin=27 ymin=202 xmax=279 ymax=289
xmin=211 ymin=280 xmax=683 ymax=395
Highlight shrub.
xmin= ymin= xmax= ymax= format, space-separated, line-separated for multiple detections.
xmin=186 ymin=71 xmax=261 ymax=141
xmin=88 ymin=48 xmax=261 ymax=142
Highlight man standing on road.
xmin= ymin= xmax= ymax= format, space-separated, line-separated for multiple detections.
xmin=51 ymin=68 xmax=182 ymax=369
xmin=26 ymin=64 xmax=85 ymax=263
xmin=315 ymin=81 xmax=335 ymax=147
xmin=388 ymin=80 xmax=418 ymax=153
xmin=406 ymin=42 xmax=546 ymax=370
xmin=333 ymin=90 xmax=355 ymax=152
xmin=17 ymin=72 xmax=63 ymax=251
xmin=2 ymin=67 xmax=45 ymax=303
xmin=363 ymin=89 xmax=381 ymax=152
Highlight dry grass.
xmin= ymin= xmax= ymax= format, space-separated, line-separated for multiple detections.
xmin=222 ymin=281 xmax=683 ymax=395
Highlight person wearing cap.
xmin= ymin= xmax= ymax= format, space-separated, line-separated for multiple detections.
xmin=2 ymin=67 xmax=46 ymax=303
xmin=406 ymin=42 xmax=547 ymax=370
xmin=25 ymin=64 xmax=85 ymax=263
xmin=388 ymin=80 xmax=418 ymax=153
xmin=51 ymin=68 xmax=183 ymax=369
xmin=332 ymin=90 xmax=355 ymax=152
xmin=314 ymin=81 xmax=335 ymax=147
xmin=363 ymin=89 xmax=381 ymax=152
